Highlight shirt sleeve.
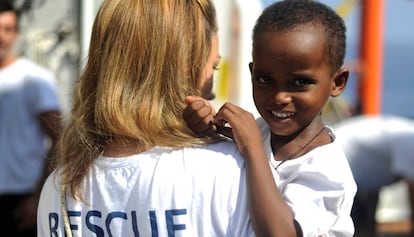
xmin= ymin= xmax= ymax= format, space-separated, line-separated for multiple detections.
xmin=278 ymin=151 xmax=356 ymax=237
xmin=26 ymin=75 xmax=61 ymax=114
xmin=37 ymin=172 xmax=66 ymax=236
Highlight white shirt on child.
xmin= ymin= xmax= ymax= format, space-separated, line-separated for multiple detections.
xmin=257 ymin=117 xmax=357 ymax=237
xmin=37 ymin=143 xmax=255 ymax=237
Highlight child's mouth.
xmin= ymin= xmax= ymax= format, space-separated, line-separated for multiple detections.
xmin=270 ymin=111 xmax=295 ymax=120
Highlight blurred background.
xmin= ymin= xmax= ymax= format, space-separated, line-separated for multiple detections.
xmin=10 ymin=0 xmax=414 ymax=235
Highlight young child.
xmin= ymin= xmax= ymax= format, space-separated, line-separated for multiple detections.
xmin=184 ymin=0 xmax=357 ymax=236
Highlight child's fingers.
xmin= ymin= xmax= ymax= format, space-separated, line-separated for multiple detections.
xmin=214 ymin=103 xmax=262 ymax=156
xmin=183 ymin=98 xmax=217 ymax=136
xmin=183 ymin=99 xmax=207 ymax=119
xmin=184 ymin=106 xmax=214 ymax=132
xmin=183 ymin=97 xmax=216 ymax=119
xmin=214 ymin=103 xmax=244 ymax=128
xmin=184 ymin=95 xmax=205 ymax=105
xmin=191 ymin=112 xmax=217 ymax=136
xmin=216 ymin=126 xmax=233 ymax=140
xmin=184 ymin=102 xmax=214 ymax=124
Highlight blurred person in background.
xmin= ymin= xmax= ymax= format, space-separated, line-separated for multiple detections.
xmin=0 ymin=1 xmax=61 ymax=236
xmin=334 ymin=114 xmax=414 ymax=237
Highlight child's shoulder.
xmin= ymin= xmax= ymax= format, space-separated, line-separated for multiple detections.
xmin=301 ymin=136 xmax=355 ymax=185
xmin=304 ymin=127 xmax=348 ymax=167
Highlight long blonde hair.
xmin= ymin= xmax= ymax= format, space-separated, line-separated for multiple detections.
xmin=56 ymin=0 xmax=218 ymax=199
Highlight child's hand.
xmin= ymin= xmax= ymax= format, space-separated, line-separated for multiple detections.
xmin=214 ymin=102 xmax=263 ymax=157
xmin=183 ymin=96 xmax=217 ymax=137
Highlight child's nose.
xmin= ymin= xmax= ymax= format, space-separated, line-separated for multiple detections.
xmin=272 ymin=91 xmax=292 ymax=105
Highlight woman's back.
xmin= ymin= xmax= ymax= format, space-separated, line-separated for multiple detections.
xmin=36 ymin=0 xmax=257 ymax=236
xmin=38 ymin=141 xmax=255 ymax=236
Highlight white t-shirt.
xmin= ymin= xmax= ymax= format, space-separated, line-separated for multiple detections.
xmin=257 ymin=117 xmax=357 ymax=237
xmin=333 ymin=115 xmax=414 ymax=191
xmin=0 ymin=58 xmax=60 ymax=194
xmin=37 ymin=143 xmax=255 ymax=237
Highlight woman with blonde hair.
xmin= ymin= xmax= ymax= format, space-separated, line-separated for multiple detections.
xmin=37 ymin=0 xmax=257 ymax=236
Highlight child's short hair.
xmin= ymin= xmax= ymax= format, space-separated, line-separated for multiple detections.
xmin=253 ymin=0 xmax=346 ymax=73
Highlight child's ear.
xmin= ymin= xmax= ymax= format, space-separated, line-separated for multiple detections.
xmin=331 ymin=67 xmax=349 ymax=97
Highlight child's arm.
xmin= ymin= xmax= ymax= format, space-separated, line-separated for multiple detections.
xmin=215 ymin=102 xmax=299 ymax=237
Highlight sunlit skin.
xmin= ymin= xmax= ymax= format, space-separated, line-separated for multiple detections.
xmin=200 ymin=34 xmax=220 ymax=100
xmin=0 ymin=11 xmax=18 ymax=67
xmin=250 ymin=24 xmax=348 ymax=161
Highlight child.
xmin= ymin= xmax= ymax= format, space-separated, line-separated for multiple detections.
xmin=184 ymin=0 xmax=357 ymax=236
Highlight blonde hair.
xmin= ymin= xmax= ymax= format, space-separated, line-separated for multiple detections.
xmin=56 ymin=0 xmax=218 ymax=199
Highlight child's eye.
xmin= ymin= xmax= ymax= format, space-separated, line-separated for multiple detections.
xmin=254 ymin=75 xmax=273 ymax=85
xmin=294 ymin=78 xmax=312 ymax=87
xmin=213 ymin=65 xmax=220 ymax=71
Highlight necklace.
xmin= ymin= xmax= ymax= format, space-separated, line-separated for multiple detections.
xmin=274 ymin=126 xmax=326 ymax=170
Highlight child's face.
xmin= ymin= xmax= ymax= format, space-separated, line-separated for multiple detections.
xmin=250 ymin=26 xmax=338 ymax=136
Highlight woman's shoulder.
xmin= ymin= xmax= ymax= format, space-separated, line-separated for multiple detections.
xmin=38 ymin=170 xmax=64 ymax=212
xmin=182 ymin=141 xmax=245 ymax=166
